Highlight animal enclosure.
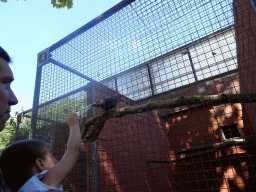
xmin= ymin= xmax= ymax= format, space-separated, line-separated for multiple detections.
xmin=17 ymin=0 xmax=256 ymax=191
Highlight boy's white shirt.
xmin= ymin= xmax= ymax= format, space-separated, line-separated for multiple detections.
xmin=18 ymin=170 xmax=63 ymax=192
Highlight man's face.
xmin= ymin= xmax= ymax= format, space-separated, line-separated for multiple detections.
xmin=0 ymin=58 xmax=18 ymax=132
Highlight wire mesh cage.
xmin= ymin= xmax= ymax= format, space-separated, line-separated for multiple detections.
xmin=16 ymin=0 xmax=256 ymax=191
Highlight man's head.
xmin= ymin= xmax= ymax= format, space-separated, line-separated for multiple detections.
xmin=0 ymin=47 xmax=18 ymax=132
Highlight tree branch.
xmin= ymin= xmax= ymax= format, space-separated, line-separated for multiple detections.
xmin=82 ymin=93 xmax=256 ymax=142
xmin=146 ymin=137 xmax=256 ymax=164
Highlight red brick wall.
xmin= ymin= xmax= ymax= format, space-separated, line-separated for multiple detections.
xmin=82 ymin=71 xmax=255 ymax=191
xmin=161 ymin=73 xmax=256 ymax=191
xmin=234 ymin=0 xmax=256 ymax=134
xmin=51 ymin=70 xmax=256 ymax=191
xmin=86 ymin=82 xmax=174 ymax=191
xmin=52 ymin=122 xmax=87 ymax=191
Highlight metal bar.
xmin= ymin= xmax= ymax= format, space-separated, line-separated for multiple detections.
xmin=147 ymin=64 xmax=155 ymax=96
xmin=187 ymin=47 xmax=198 ymax=82
xmin=25 ymin=115 xmax=62 ymax=124
xmin=250 ymin=0 xmax=256 ymax=11
xmin=50 ymin=0 xmax=135 ymax=53
xmin=115 ymin=77 xmax=118 ymax=92
xmin=138 ymin=69 xmax=238 ymax=103
xmin=49 ymin=58 xmax=97 ymax=83
xmin=92 ymin=81 xmax=98 ymax=192
xmin=14 ymin=123 xmax=20 ymax=142
xmin=77 ymin=104 xmax=94 ymax=117
xmin=31 ymin=66 xmax=43 ymax=139
xmin=51 ymin=122 xmax=57 ymax=154
xmin=21 ymin=108 xmax=33 ymax=115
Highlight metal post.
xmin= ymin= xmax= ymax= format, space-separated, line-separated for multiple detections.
xmin=92 ymin=81 xmax=98 ymax=192
xmin=14 ymin=122 xmax=20 ymax=142
xmin=115 ymin=77 xmax=118 ymax=92
xmin=51 ymin=122 xmax=57 ymax=154
xmin=31 ymin=66 xmax=43 ymax=139
xmin=187 ymin=47 xmax=198 ymax=82
xmin=147 ymin=64 xmax=155 ymax=96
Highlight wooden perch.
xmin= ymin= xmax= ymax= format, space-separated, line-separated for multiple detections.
xmin=146 ymin=137 xmax=256 ymax=164
xmin=82 ymin=92 xmax=256 ymax=142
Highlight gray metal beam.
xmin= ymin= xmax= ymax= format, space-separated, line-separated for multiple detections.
xmin=92 ymin=82 xmax=98 ymax=192
xmin=25 ymin=115 xmax=62 ymax=124
xmin=31 ymin=66 xmax=43 ymax=139
xmin=49 ymin=58 xmax=97 ymax=83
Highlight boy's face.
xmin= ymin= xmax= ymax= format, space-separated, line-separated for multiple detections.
xmin=43 ymin=150 xmax=59 ymax=169
xmin=0 ymin=58 xmax=18 ymax=132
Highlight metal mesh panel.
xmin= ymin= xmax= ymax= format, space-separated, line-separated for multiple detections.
xmin=17 ymin=0 xmax=256 ymax=191
xmin=39 ymin=63 xmax=89 ymax=103
xmin=190 ymin=28 xmax=237 ymax=80
xmin=50 ymin=0 xmax=234 ymax=90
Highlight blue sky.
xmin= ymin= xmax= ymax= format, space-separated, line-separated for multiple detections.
xmin=0 ymin=0 xmax=122 ymax=117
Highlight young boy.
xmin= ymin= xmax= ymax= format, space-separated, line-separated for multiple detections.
xmin=0 ymin=112 xmax=81 ymax=192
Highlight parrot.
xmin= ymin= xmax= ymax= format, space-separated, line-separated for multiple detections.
xmin=95 ymin=96 xmax=119 ymax=111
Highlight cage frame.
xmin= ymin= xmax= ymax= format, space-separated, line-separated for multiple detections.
xmin=13 ymin=0 xmax=256 ymax=191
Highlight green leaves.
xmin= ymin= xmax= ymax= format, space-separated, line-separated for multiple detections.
xmin=0 ymin=113 xmax=17 ymax=153
xmin=0 ymin=96 xmax=87 ymax=153
xmin=40 ymin=96 xmax=87 ymax=124
xmin=51 ymin=0 xmax=73 ymax=9
xmin=0 ymin=111 xmax=31 ymax=153
xmin=1 ymin=0 xmax=74 ymax=9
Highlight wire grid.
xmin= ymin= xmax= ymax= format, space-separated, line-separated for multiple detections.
xmin=27 ymin=0 xmax=256 ymax=191
xmin=49 ymin=0 xmax=235 ymax=101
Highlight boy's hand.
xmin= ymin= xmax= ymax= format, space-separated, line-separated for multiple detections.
xmin=67 ymin=112 xmax=79 ymax=126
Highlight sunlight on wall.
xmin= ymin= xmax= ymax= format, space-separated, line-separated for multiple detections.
xmin=98 ymin=147 xmax=123 ymax=192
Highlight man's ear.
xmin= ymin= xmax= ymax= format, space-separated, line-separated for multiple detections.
xmin=35 ymin=158 xmax=47 ymax=172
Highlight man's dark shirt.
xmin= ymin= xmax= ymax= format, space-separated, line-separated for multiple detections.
xmin=0 ymin=169 xmax=10 ymax=192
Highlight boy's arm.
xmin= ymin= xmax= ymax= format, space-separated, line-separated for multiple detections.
xmin=42 ymin=113 xmax=81 ymax=189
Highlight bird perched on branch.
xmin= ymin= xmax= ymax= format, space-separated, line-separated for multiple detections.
xmin=95 ymin=96 xmax=119 ymax=111
xmin=76 ymin=96 xmax=119 ymax=117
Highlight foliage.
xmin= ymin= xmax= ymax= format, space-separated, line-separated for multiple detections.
xmin=38 ymin=96 xmax=87 ymax=126
xmin=0 ymin=111 xmax=31 ymax=153
xmin=0 ymin=116 xmax=16 ymax=153
xmin=0 ymin=95 xmax=87 ymax=153
xmin=19 ymin=116 xmax=32 ymax=135
xmin=51 ymin=0 xmax=73 ymax=9
xmin=0 ymin=0 xmax=74 ymax=9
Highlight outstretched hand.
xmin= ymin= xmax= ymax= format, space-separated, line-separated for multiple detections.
xmin=67 ymin=112 xmax=79 ymax=126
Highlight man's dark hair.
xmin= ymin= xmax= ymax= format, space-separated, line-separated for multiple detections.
xmin=0 ymin=139 xmax=50 ymax=192
xmin=0 ymin=47 xmax=11 ymax=63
